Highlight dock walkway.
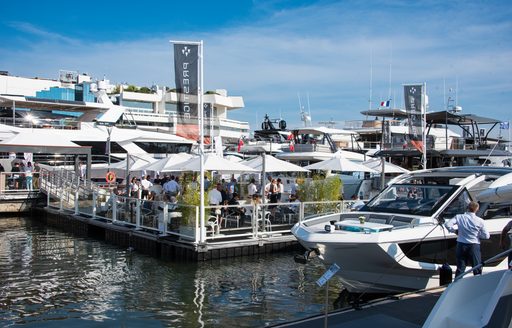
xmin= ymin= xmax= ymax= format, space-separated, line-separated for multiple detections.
xmin=270 ymin=288 xmax=444 ymax=328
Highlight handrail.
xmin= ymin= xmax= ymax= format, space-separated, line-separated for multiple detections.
xmin=38 ymin=167 xmax=360 ymax=243
xmin=454 ymin=248 xmax=512 ymax=281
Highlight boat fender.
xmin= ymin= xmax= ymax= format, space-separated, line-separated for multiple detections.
xmin=439 ymin=263 xmax=453 ymax=286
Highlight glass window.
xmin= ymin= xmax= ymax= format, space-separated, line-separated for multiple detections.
xmin=134 ymin=142 xmax=191 ymax=154
xmin=364 ymin=183 xmax=456 ymax=216
xmin=439 ymin=189 xmax=472 ymax=222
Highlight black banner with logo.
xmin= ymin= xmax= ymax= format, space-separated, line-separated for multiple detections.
xmin=403 ymin=84 xmax=424 ymax=152
xmin=174 ymin=43 xmax=199 ymax=140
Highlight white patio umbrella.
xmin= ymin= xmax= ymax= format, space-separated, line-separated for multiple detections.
xmin=362 ymin=158 xmax=410 ymax=174
xmin=109 ymin=155 xmax=157 ymax=171
xmin=166 ymin=153 xmax=257 ymax=173
xmin=139 ymin=153 xmax=193 ymax=172
xmin=243 ymin=154 xmax=309 ymax=173
xmin=304 ymin=156 xmax=377 ymax=173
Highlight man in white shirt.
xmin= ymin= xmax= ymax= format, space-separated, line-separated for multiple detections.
xmin=445 ymin=201 xmax=490 ymax=277
xmin=247 ymin=178 xmax=258 ymax=199
xmin=140 ymin=175 xmax=153 ymax=199
xmin=208 ymin=183 xmax=223 ymax=205
xmin=264 ymin=175 xmax=272 ymax=199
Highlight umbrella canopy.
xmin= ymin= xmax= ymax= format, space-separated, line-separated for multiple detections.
xmin=139 ymin=153 xmax=193 ymax=172
xmin=166 ymin=153 xmax=257 ymax=173
xmin=362 ymin=158 xmax=410 ymax=174
xmin=304 ymin=156 xmax=377 ymax=173
xmin=243 ymin=154 xmax=309 ymax=173
xmin=109 ymin=155 xmax=157 ymax=171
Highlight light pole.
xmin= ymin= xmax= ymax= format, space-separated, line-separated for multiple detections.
xmin=106 ymin=125 xmax=113 ymax=168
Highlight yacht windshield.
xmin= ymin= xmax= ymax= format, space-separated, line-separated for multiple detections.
xmin=364 ymin=183 xmax=457 ymax=216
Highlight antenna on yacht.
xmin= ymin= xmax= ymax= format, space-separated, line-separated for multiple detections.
xmin=298 ymin=92 xmax=311 ymax=127
xmin=367 ymin=49 xmax=373 ymax=119
xmin=455 ymin=77 xmax=459 ymax=108
xmin=388 ymin=45 xmax=392 ymax=102
xmin=443 ymin=78 xmax=446 ymax=110
xmin=306 ymin=92 xmax=312 ymax=124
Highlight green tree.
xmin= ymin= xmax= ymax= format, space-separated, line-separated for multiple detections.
xmin=109 ymin=85 xmax=120 ymax=94
xmin=139 ymin=86 xmax=152 ymax=94
xmin=297 ymin=175 xmax=342 ymax=214
xmin=124 ymin=85 xmax=138 ymax=92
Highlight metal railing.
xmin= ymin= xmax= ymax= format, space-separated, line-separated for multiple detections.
xmin=0 ymin=171 xmax=41 ymax=194
xmin=455 ymin=248 xmax=512 ymax=282
xmin=38 ymin=167 xmax=359 ymax=244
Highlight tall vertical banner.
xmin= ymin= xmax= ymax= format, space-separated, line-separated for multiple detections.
xmin=174 ymin=43 xmax=199 ymax=140
xmin=403 ymin=84 xmax=425 ymax=153
xmin=382 ymin=120 xmax=391 ymax=149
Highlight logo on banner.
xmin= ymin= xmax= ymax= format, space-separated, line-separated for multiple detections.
xmin=182 ymin=46 xmax=191 ymax=57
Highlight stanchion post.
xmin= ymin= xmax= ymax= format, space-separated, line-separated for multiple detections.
xmin=324 ymin=279 xmax=329 ymax=328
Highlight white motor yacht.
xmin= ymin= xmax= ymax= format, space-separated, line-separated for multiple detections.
xmin=0 ymin=122 xmax=193 ymax=163
xmin=292 ymin=166 xmax=512 ymax=293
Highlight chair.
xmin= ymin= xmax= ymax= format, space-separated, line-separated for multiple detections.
xmin=281 ymin=206 xmax=298 ymax=224
xmin=224 ymin=214 xmax=240 ymax=228
xmin=207 ymin=216 xmax=220 ymax=237
xmin=257 ymin=212 xmax=272 ymax=232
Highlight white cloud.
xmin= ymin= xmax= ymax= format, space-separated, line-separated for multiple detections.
xmin=1 ymin=1 xmax=511 ymax=129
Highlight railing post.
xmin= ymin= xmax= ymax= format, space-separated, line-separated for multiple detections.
xmin=74 ymin=186 xmax=79 ymax=215
xmin=253 ymin=205 xmax=258 ymax=238
xmin=92 ymin=191 xmax=97 ymax=219
xmin=59 ymin=180 xmax=64 ymax=211
xmin=299 ymin=202 xmax=304 ymax=222
xmin=200 ymin=205 xmax=206 ymax=242
xmin=112 ymin=195 xmax=117 ymax=223
xmin=46 ymin=180 xmax=50 ymax=208
xmin=163 ymin=203 xmax=168 ymax=235
xmin=135 ymin=199 xmax=141 ymax=228
xmin=195 ymin=206 xmax=199 ymax=243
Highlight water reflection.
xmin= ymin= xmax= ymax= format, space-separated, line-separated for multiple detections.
xmin=0 ymin=217 xmax=343 ymax=327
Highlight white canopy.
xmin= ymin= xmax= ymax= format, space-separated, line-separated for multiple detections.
xmin=139 ymin=153 xmax=194 ymax=172
xmin=109 ymin=155 xmax=157 ymax=171
xmin=304 ymin=156 xmax=377 ymax=173
xmin=362 ymin=158 xmax=410 ymax=174
xmin=166 ymin=153 xmax=257 ymax=173
xmin=243 ymin=154 xmax=309 ymax=173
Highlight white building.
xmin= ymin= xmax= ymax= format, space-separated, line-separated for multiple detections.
xmin=0 ymin=71 xmax=249 ymax=144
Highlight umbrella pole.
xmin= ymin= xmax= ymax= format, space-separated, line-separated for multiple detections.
xmin=125 ymin=153 xmax=130 ymax=198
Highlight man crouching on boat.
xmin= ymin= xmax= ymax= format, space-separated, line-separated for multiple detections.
xmin=445 ymin=201 xmax=490 ymax=278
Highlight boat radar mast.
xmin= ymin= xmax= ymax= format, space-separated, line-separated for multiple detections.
xmin=298 ymin=92 xmax=312 ymax=127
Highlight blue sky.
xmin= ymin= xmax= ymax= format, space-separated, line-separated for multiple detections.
xmin=1 ymin=0 xmax=511 ymax=131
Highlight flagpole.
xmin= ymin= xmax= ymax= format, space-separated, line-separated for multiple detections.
xmin=199 ymin=40 xmax=205 ymax=243
xmin=422 ymin=82 xmax=427 ymax=169
xmin=170 ymin=39 xmax=205 ymax=243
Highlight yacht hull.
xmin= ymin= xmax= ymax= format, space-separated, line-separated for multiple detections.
xmin=292 ymin=212 xmax=509 ymax=294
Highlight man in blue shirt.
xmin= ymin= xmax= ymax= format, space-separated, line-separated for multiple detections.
xmin=445 ymin=201 xmax=490 ymax=277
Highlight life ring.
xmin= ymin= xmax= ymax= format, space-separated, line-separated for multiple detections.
xmin=106 ymin=171 xmax=116 ymax=183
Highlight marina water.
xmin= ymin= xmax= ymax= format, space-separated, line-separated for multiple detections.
xmin=0 ymin=216 xmax=343 ymax=327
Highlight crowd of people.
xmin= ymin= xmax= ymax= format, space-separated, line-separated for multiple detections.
xmin=0 ymin=160 xmax=40 ymax=191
